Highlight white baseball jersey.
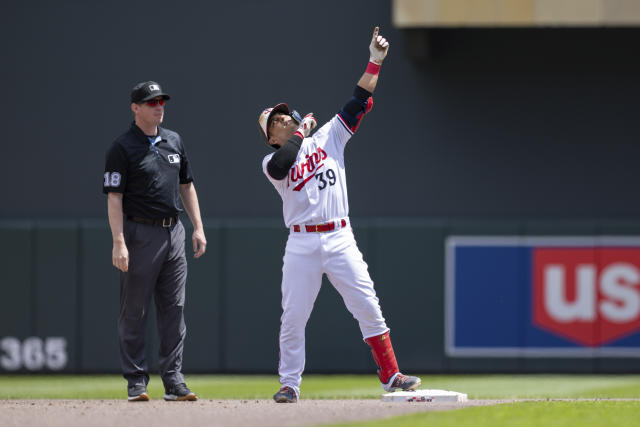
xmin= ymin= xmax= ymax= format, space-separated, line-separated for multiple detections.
xmin=262 ymin=115 xmax=353 ymax=227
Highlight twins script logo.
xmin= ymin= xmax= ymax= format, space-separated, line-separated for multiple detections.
xmin=533 ymin=248 xmax=640 ymax=346
xmin=289 ymin=147 xmax=328 ymax=191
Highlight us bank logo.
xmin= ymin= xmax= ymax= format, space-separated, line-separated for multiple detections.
xmin=445 ymin=236 xmax=640 ymax=357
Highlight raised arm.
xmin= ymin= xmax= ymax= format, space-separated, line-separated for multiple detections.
xmin=358 ymin=27 xmax=389 ymax=93
xmin=338 ymin=27 xmax=390 ymax=133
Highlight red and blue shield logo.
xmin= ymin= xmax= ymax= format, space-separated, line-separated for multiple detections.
xmin=446 ymin=236 xmax=640 ymax=357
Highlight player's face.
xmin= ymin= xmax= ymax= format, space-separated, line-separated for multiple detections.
xmin=131 ymin=96 xmax=165 ymax=126
xmin=268 ymin=113 xmax=297 ymax=147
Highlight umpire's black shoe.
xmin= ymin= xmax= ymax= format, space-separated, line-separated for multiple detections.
xmin=164 ymin=383 xmax=197 ymax=401
xmin=127 ymin=384 xmax=150 ymax=402
xmin=273 ymin=386 xmax=297 ymax=403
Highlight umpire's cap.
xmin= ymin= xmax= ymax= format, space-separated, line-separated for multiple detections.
xmin=258 ymin=102 xmax=290 ymax=143
xmin=131 ymin=81 xmax=171 ymax=103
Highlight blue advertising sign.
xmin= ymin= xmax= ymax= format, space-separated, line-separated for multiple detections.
xmin=445 ymin=236 xmax=640 ymax=357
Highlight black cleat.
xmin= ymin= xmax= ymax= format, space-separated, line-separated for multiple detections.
xmin=127 ymin=384 xmax=150 ymax=402
xmin=273 ymin=386 xmax=297 ymax=403
xmin=163 ymin=383 xmax=197 ymax=401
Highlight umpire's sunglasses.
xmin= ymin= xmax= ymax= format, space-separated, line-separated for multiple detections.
xmin=142 ymin=99 xmax=166 ymax=107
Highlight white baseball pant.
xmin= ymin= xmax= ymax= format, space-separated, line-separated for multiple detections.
xmin=277 ymin=225 xmax=389 ymax=397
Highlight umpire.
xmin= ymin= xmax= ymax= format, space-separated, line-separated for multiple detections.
xmin=103 ymin=81 xmax=207 ymax=402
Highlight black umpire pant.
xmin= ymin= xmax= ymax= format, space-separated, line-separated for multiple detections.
xmin=118 ymin=217 xmax=187 ymax=390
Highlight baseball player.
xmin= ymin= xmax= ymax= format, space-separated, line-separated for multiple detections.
xmin=258 ymin=27 xmax=421 ymax=403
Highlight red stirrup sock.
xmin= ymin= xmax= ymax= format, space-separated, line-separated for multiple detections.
xmin=365 ymin=331 xmax=399 ymax=384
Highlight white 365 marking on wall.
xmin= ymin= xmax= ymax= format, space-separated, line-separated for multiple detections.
xmin=0 ymin=337 xmax=68 ymax=371
xmin=104 ymin=172 xmax=121 ymax=187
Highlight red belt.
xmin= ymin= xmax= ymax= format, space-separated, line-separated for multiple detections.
xmin=293 ymin=219 xmax=347 ymax=233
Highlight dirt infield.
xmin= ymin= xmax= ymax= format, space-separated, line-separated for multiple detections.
xmin=0 ymin=399 xmax=508 ymax=427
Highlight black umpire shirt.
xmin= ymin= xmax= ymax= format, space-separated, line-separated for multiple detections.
xmin=103 ymin=122 xmax=193 ymax=219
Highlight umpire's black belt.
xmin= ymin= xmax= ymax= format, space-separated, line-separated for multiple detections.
xmin=127 ymin=215 xmax=178 ymax=228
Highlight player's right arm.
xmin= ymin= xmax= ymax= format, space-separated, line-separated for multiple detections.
xmin=337 ymin=27 xmax=389 ymax=134
xmin=107 ymin=192 xmax=129 ymax=272
xmin=266 ymin=134 xmax=303 ymax=180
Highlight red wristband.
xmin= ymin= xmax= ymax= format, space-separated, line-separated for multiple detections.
xmin=366 ymin=61 xmax=381 ymax=75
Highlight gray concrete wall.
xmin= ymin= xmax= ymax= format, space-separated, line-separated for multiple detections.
xmin=2 ymin=1 xmax=640 ymax=374
xmin=1 ymin=1 xmax=639 ymax=220
xmin=2 ymin=220 xmax=640 ymax=374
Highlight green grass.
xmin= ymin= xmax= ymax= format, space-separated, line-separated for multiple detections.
xmin=333 ymin=401 xmax=640 ymax=427
xmin=0 ymin=374 xmax=639 ymax=400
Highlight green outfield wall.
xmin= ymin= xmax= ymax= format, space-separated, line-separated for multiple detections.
xmin=1 ymin=218 xmax=640 ymax=374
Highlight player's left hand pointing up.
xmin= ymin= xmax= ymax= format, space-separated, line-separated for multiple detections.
xmin=369 ymin=27 xmax=389 ymax=65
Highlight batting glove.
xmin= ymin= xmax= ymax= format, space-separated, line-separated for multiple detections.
xmin=369 ymin=26 xmax=389 ymax=65
xmin=294 ymin=113 xmax=317 ymax=138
